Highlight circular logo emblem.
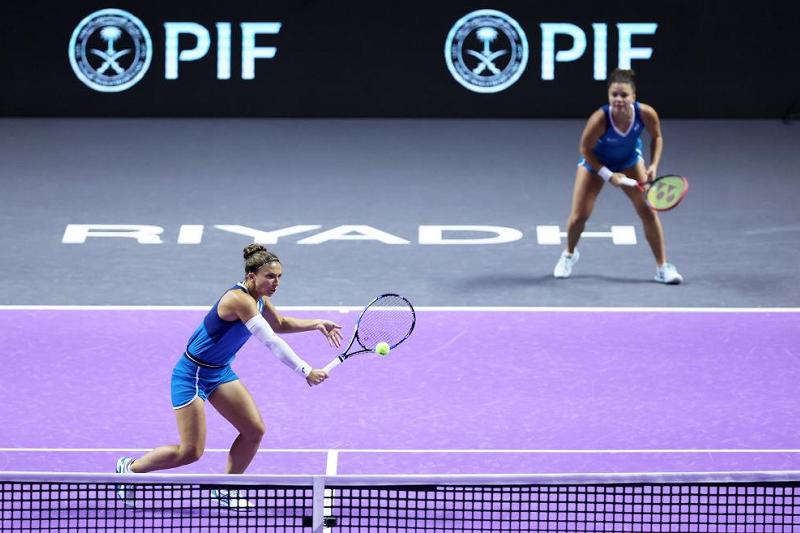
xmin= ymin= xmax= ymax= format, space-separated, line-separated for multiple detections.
xmin=444 ymin=10 xmax=529 ymax=94
xmin=68 ymin=9 xmax=152 ymax=92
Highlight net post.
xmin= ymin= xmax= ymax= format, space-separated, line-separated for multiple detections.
xmin=311 ymin=475 xmax=326 ymax=532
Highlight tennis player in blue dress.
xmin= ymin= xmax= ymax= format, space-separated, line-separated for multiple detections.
xmin=116 ymin=244 xmax=342 ymax=508
xmin=553 ymin=68 xmax=683 ymax=284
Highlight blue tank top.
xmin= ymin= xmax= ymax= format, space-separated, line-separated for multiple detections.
xmin=592 ymin=101 xmax=645 ymax=168
xmin=185 ymin=282 xmax=264 ymax=367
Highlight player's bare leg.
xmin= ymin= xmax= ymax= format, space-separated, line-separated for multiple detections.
xmin=209 ymin=380 xmax=266 ymax=475
xmin=206 ymin=380 xmax=265 ymax=509
xmin=554 ymin=166 xmax=604 ymax=278
xmin=129 ymin=398 xmax=207 ymax=473
xmin=621 ymin=161 xmax=667 ymax=265
xmin=621 ymin=161 xmax=683 ymax=283
xmin=566 ymin=166 xmax=605 ymax=253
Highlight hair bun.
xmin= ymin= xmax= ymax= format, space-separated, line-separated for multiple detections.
xmin=243 ymin=243 xmax=268 ymax=260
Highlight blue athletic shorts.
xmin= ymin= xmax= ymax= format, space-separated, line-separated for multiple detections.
xmin=170 ymin=355 xmax=239 ymax=409
xmin=578 ymin=152 xmax=643 ymax=174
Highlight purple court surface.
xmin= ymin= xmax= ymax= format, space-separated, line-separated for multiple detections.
xmin=2 ymin=307 xmax=799 ymax=476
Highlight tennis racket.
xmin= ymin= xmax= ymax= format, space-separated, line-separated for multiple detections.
xmin=322 ymin=293 xmax=415 ymax=374
xmin=619 ymin=174 xmax=689 ymax=211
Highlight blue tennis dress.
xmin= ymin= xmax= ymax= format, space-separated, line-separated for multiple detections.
xmin=171 ymin=282 xmax=264 ymax=409
xmin=579 ymin=101 xmax=645 ymax=173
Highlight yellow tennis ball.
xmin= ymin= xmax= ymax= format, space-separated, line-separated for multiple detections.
xmin=375 ymin=342 xmax=390 ymax=356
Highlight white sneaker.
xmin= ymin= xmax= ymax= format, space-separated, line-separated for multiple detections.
xmin=553 ymin=249 xmax=580 ymax=278
xmin=655 ymin=263 xmax=683 ymax=284
xmin=211 ymin=489 xmax=255 ymax=511
xmin=115 ymin=456 xmax=135 ymax=504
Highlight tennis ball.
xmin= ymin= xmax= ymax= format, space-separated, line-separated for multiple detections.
xmin=375 ymin=342 xmax=390 ymax=356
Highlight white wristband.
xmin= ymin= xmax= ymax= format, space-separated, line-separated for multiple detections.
xmin=598 ymin=166 xmax=614 ymax=182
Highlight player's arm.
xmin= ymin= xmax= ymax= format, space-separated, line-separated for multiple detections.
xmin=218 ymin=290 xmax=326 ymax=385
xmin=261 ymin=297 xmax=342 ymax=347
xmin=578 ymin=109 xmax=607 ymax=173
xmin=578 ymin=111 xmax=628 ymax=187
xmin=640 ymin=103 xmax=663 ymax=181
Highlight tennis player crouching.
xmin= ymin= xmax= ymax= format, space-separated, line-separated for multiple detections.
xmin=115 ymin=244 xmax=342 ymax=509
xmin=553 ymin=68 xmax=683 ymax=284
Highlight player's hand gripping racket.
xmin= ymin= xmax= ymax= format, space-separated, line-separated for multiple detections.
xmin=619 ymin=174 xmax=689 ymax=211
xmin=322 ymin=293 xmax=415 ymax=374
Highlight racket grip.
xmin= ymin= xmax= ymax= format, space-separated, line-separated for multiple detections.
xmin=618 ymin=177 xmax=638 ymax=188
xmin=322 ymin=356 xmax=343 ymax=374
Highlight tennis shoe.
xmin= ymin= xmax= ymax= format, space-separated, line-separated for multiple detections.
xmin=655 ymin=263 xmax=683 ymax=284
xmin=114 ymin=456 xmax=135 ymax=504
xmin=211 ymin=489 xmax=255 ymax=511
xmin=553 ymin=249 xmax=580 ymax=278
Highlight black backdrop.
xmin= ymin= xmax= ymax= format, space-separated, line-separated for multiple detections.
xmin=1 ymin=1 xmax=798 ymax=117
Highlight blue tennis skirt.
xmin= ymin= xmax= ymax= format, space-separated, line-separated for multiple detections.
xmin=170 ymin=354 xmax=239 ymax=409
xmin=578 ymin=151 xmax=643 ymax=174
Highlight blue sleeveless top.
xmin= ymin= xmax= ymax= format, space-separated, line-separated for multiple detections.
xmin=185 ymin=282 xmax=264 ymax=367
xmin=591 ymin=101 xmax=645 ymax=169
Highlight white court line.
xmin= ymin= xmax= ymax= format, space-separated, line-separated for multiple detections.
xmin=2 ymin=448 xmax=800 ymax=454
xmin=0 ymin=305 xmax=798 ymax=312
xmin=323 ymin=451 xmax=339 ymax=533
xmin=326 ymin=450 xmax=339 ymax=474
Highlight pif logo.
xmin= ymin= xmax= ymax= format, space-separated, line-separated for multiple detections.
xmin=446 ymin=10 xmax=659 ymax=92
xmin=69 ymin=9 xmax=283 ymax=91
xmin=68 ymin=8 xmax=152 ymax=92
xmin=444 ymin=9 xmax=529 ymax=94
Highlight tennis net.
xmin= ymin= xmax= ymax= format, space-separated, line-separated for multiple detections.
xmin=2 ymin=471 xmax=799 ymax=532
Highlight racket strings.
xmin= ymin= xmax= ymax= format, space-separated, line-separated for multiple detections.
xmin=356 ymin=295 xmax=415 ymax=349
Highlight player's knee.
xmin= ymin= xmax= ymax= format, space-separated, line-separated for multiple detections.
xmin=242 ymin=421 xmax=266 ymax=442
xmin=636 ymin=205 xmax=658 ymax=222
xmin=177 ymin=445 xmax=204 ymax=465
xmin=569 ymin=212 xmax=590 ymax=227
xmin=252 ymin=422 xmax=268 ymax=442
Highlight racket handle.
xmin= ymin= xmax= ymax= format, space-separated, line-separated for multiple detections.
xmin=618 ymin=176 xmax=639 ymax=188
xmin=322 ymin=356 xmax=343 ymax=374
